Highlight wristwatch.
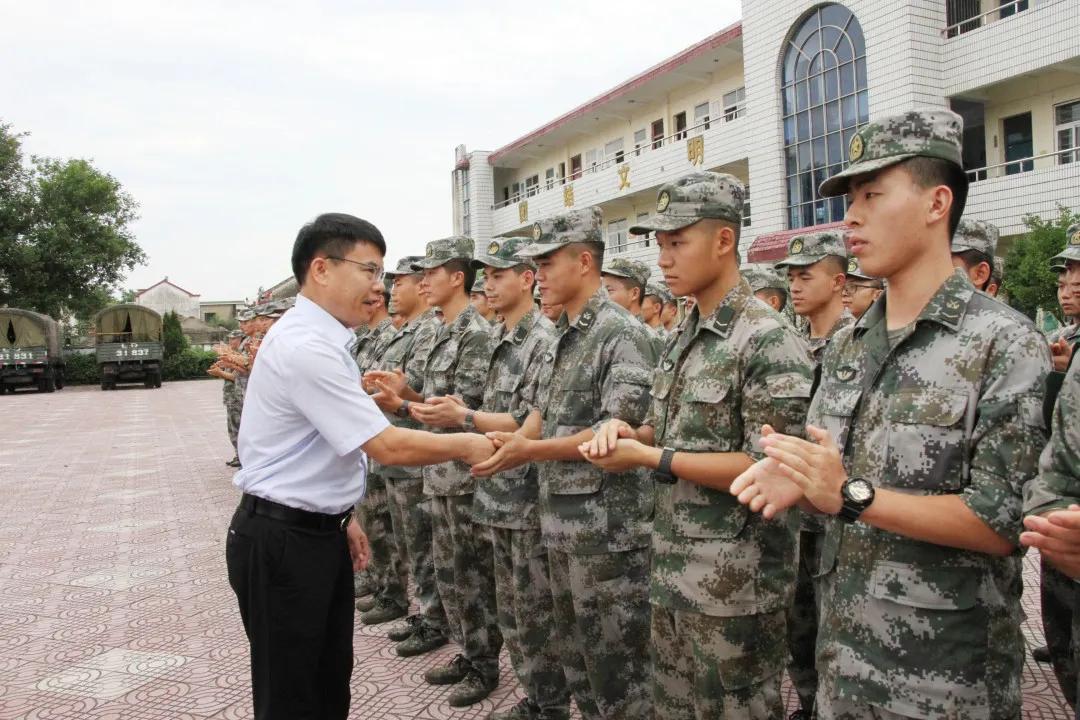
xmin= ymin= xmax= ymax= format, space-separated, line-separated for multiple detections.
xmin=463 ymin=410 xmax=476 ymax=431
xmin=395 ymin=400 xmax=410 ymax=418
xmin=838 ymin=476 xmax=875 ymax=523
xmin=653 ymin=447 xmax=678 ymax=485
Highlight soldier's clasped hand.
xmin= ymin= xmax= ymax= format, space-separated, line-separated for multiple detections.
xmin=1021 ymin=505 xmax=1080 ymax=579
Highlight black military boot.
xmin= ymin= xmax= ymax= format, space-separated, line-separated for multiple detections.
xmin=424 ymin=653 xmax=470 ymax=685
xmin=488 ymin=697 xmax=540 ymax=720
xmin=395 ymin=622 xmax=449 ymax=658
xmin=1032 ymin=644 xmax=1052 ymax=662
xmin=360 ymin=597 xmax=407 ymax=625
xmin=387 ymin=615 xmax=421 ymax=642
xmin=448 ymin=665 xmax=497 ymax=707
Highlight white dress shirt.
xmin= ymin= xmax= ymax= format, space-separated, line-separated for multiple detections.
xmin=234 ymin=294 xmax=390 ymax=514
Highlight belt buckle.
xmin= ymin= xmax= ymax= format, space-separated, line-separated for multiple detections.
xmin=339 ymin=511 xmax=354 ymax=532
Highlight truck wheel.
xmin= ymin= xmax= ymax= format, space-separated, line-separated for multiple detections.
xmin=101 ymin=380 xmax=111 ymax=391
xmin=55 ymin=372 xmax=65 ymax=390
xmin=38 ymin=375 xmax=56 ymax=393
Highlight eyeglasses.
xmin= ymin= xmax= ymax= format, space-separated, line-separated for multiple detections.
xmin=842 ymin=283 xmax=881 ymax=296
xmin=327 ymin=256 xmax=384 ymax=282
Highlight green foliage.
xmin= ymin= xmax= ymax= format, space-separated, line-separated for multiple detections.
xmin=162 ymin=348 xmax=217 ymax=381
xmin=162 ymin=311 xmax=188 ymax=358
xmin=0 ymin=121 xmax=146 ymax=320
xmin=62 ymin=352 xmax=100 ymax=385
xmin=1003 ymin=205 xmax=1078 ymax=320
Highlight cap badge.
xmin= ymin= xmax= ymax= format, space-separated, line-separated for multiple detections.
xmin=426 ymin=242 xmax=435 ymax=257
xmin=1070 ymin=231 xmax=1080 ymax=246
xmin=657 ymin=191 xmax=671 ymax=213
xmin=791 ymin=239 xmax=805 ymax=254
xmin=847 ymin=257 xmax=858 ymax=273
xmin=532 ymin=223 xmax=543 ymax=241
xmin=849 ymin=134 xmax=865 ymax=162
xmin=488 ymin=241 xmax=500 ymax=254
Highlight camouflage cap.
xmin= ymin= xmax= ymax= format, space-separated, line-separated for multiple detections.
xmin=844 ymin=256 xmax=879 ymax=282
xmin=819 ymin=109 xmax=964 ymax=198
xmin=471 ymin=270 xmax=487 ymax=294
xmin=991 ymin=256 xmax=1004 ymax=285
xmin=518 ymin=207 xmax=603 ymax=259
xmin=385 ymin=255 xmax=424 ymax=278
xmin=741 ymin=263 xmax=788 ymax=293
xmin=774 ymin=230 xmax=849 ymax=269
xmin=412 ymin=236 xmax=475 ymax=270
xmin=950 ymin=218 xmax=999 ymax=257
xmin=644 ymin=282 xmax=672 ymax=303
xmin=227 ymin=329 xmax=244 ymax=339
xmin=236 ymin=308 xmax=254 ymax=322
xmin=253 ymin=302 xmax=277 ymax=318
xmin=1050 ymin=223 xmax=1080 ymax=267
xmin=472 ymin=236 xmax=535 ymax=270
xmin=629 ymin=171 xmax=744 ymax=234
xmin=602 ymin=257 xmax=652 ymax=288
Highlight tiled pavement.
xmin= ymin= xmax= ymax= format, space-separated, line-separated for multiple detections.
xmin=0 ymin=380 xmax=1071 ymax=719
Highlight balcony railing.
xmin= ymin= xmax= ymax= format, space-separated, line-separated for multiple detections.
xmin=493 ymin=104 xmax=746 ymax=210
xmin=965 ymin=146 xmax=1079 ymax=182
xmin=942 ymin=0 xmax=1031 ymax=38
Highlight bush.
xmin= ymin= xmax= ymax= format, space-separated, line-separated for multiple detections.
xmin=162 ymin=311 xmax=189 ymax=358
xmin=162 ymin=348 xmax=217 ymax=381
xmin=62 ymin=352 xmax=100 ymax=385
xmin=1004 ymin=205 xmax=1078 ymax=320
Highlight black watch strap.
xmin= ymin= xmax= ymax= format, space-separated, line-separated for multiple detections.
xmin=396 ymin=400 xmax=410 ymax=418
xmin=654 ymin=447 xmax=677 ymax=484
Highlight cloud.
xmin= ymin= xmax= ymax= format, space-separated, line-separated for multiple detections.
xmin=0 ymin=0 xmax=740 ymax=300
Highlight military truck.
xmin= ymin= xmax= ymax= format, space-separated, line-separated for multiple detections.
xmin=94 ymin=304 xmax=163 ymax=390
xmin=0 ymin=308 xmax=65 ymax=394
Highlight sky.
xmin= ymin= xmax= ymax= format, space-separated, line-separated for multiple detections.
xmin=1 ymin=0 xmax=741 ymax=302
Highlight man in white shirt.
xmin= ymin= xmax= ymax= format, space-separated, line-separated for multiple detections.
xmin=227 ymin=212 xmax=495 ymax=720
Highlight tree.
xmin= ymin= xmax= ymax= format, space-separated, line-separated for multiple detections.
xmin=1003 ymin=205 xmax=1078 ymax=320
xmin=162 ymin=311 xmax=188 ymax=358
xmin=0 ymin=121 xmax=146 ymax=320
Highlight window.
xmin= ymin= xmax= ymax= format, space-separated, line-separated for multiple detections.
xmin=607 ymin=218 xmax=628 ymax=254
xmin=525 ymin=175 xmax=539 ymax=196
xmin=204 ymin=312 xmax=218 ymax=324
xmin=461 ymin=174 xmax=470 ymax=232
xmin=585 ymin=149 xmax=600 ymax=173
xmin=674 ymin=112 xmax=688 ymax=141
xmin=694 ymin=102 xmax=711 ymax=132
xmin=511 ymin=182 xmax=522 ymax=202
xmin=1003 ymin=112 xmax=1034 ymax=175
xmin=781 ymin=4 xmax=869 ymax=229
xmin=723 ymin=87 xmax=746 ymax=121
xmin=570 ymin=154 xmax=582 ymax=180
xmin=742 ymin=185 xmax=751 ymax=228
xmin=634 ymin=129 xmax=647 ymax=156
xmin=605 ymin=138 xmax=625 ymax=164
xmin=651 ymin=119 xmax=665 ymax=149
xmin=1056 ymin=100 xmax=1080 ymax=165
xmin=634 ymin=212 xmax=652 ymax=247
xmin=503 ymin=186 xmax=510 ymax=203
xmin=545 ymin=167 xmax=556 ymax=190
xmin=558 ymin=162 xmax=567 ymax=185
xmin=946 ymin=0 xmax=982 ymax=37
xmin=999 ymin=0 xmax=1028 ymax=19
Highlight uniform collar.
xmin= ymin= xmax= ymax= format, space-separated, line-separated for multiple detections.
xmin=557 ymin=288 xmax=606 ymax=335
xmin=854 ymin=269 xmax=972 ymax=338
xmin=497 ymin=309 xmax=540 ymax=346
xmin=294 ymin=294 xmax=357 ymax=352
xmin=691 ymin=277 xmax=753 ymax=339
xmin=448 ymin=303 xmax=481 ymax=335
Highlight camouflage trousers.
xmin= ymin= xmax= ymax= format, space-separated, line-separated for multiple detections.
xmin=787 ymin=528 xmax=822 ymax=715
xmin=548 ymin=547 xmax=652 ymax=720
xmin=223 ymin=383 xmax=241 ymax=452
xmin=431 ymin=494 xmax=502 ymax=680
xmin=355 ymin=474 xmax=408 ymax=610
xmin=489 ymin=525 xmax=570 ymax=716
xmin=1041 ymin=559 xmax=1078 ymax=707
xmin=385 ymin=476 xmax=447 ymax=633
xmin=651 ymin=606 xmax=786 ymax=720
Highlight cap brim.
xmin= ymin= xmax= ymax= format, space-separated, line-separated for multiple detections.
xmin=411 ymin=257 xmax=452 ymax=270
xmin=628 ymin=214 xmax=700 ymax=235
xmin=774 ymin=256 xmax=819 ymax=269
xmin=818 ymin=154 xmax=918 ymax=197
xmin=517 ymin=241 xmax=571 ymax=259
xmin=471 ymin=255 xmax=521 ymax=270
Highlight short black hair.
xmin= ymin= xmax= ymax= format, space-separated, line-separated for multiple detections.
xmin=901 ymin=157 xmax=969 ymax=237
xmin=757 ymin=287 xmax=787 ymax=311
xmin=953 ymin=249 xmax=992 ymax=290
xmin=571 ymin=242 xmax=605 ymax=272
xmin=604 ymin=274 xmax=644 ymax=303
xmin=292 ymin=213 xmax=386 ymax=287
xmin=817 ymin=255 xmax=848 ymax=275
xmin=442 ymin=259 xmax=476 ymax=297
xmin=381 ymin=288 xmax=391 ymax=307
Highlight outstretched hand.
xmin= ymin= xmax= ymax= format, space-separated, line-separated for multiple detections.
xmin=459 ymin=433 xmax=497 ymax=467
xmin=471 ymin=432 xmax=532 ymax=477
xmin=410 ymin=396 xmax=467 ymax=428
xmin=363 ymin=368 xmax=407 ymax=396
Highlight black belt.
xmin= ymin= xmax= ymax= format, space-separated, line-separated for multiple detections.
xmin=240 ymin=494 xmax=353 ymax=532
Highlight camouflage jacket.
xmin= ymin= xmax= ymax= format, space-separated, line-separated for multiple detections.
xmin=474 ymin=310 xmax=556 ymax=530
xmin=406 ymin=309 xmax=440 ymax=391
xmin=1048 ymin=321 xmax=1080 ymax=346
xmin=369 ymin=311 xmax=433 ymax=480
xmin=233 ymin=336 xmax=253 ymax=395
xmin=809 ymin=270 xmax=1049 ymax=718
xmin=648 ymin=279 xmax=813 ymax=616
xmin=531 ymin=289 xmax=658 ymax=554
xmin=1025 ymin=354 xmax=1080 ymax=515
xmin=354 ymin=317 xmax=395 ymax=372
xmin=420 ymin=303 xmax=494 ymax=496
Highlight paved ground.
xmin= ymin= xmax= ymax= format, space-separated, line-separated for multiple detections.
xmin=0 ymin=380 xmax=1071 ymax=719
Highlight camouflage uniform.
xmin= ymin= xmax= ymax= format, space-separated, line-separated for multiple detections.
xmin=232 ymin=310 xmax=255 ymax=426
xmin=809 ymin=109 xmax=1052 ymax=720
xmin=950 ymin=219 xmax=998 ymax=276
xmin=353 ymin=316 xmax=409 ymax=615
xmin=518 ymin=207 xmax=658 ymax=720
xmin=629 ymin=173 xmax=814 ymax=720
xmin=645 ymin=282 xmax=673 ymax=343
xmin=742 ymin=263 xmax=796 ymax=329
xmin=1025 ymin=329 xmax=1080 ymax=710
xmin=470 ymin=237 xmax=569 ymax=718
xmin=223 ymin=329 xmax=244 ymax=452
xmin=603 ymin=257 xmax=665 ymax=357
xmin=371 ymin=268 xmax=448 ymax=637
xmin=412 ymin=237 xmax=502 ymax=682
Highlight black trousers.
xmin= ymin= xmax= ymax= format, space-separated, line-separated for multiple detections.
xmin=226 ymin=504 xmax=355 ymax=720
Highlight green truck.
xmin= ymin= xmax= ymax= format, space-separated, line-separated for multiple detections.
xmin=0 ymin=308 xmax=65 ymax=393
xmin=94 ymin=304 xmax=163 ymax=390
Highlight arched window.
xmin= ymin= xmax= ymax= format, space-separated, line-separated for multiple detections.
xmin=781 ymin=4 xmax=868 ymax=229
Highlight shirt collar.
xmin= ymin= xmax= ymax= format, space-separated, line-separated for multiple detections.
xmin=854 ymin=268 xmax=972 ymax=337
xmin=294 ymin=294 xmax=358 ymax=351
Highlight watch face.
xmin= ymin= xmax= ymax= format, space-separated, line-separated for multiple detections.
xmin=848 ymin=479 xmax=873 ymax=502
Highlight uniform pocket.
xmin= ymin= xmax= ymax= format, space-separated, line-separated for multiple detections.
xmin=815 ymin=383 xmax=860 ymax=451
xmin=671 ymin=480 xmax=749 ymax=540
xmin=885 ymin=388 xmax=968 ymax=491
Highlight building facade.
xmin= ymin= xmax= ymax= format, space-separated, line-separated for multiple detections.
xmin=452 ymin=0 xmax=1080 ymax=270
xmin=134 ymin=278 xmax=201 ymax=319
